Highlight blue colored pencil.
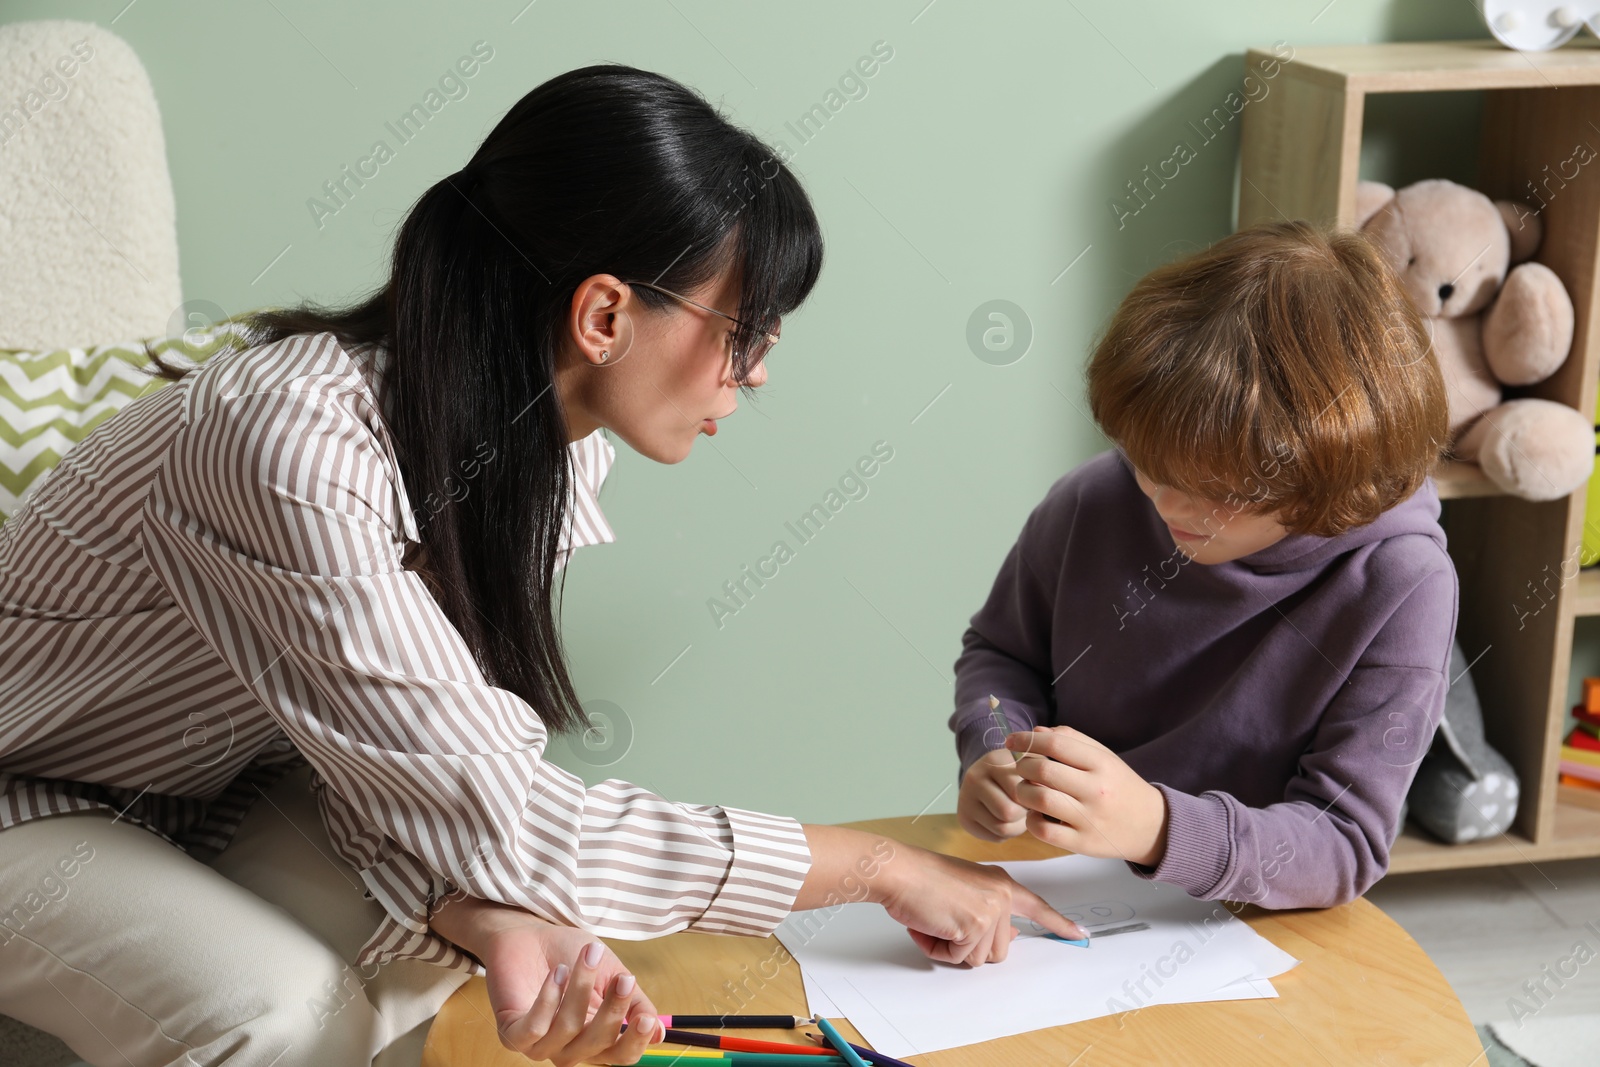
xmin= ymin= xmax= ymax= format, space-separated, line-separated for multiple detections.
xmin=810 ymin=1015 xmax=871 ymax=1067
xmin=804 ymin=1029 xmax=917 ymax=1067
xmin=1045 ymin=932 xmax=1092 ymax=947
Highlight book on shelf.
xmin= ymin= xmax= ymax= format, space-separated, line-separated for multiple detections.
xmin=1568 ymin=727 xmax=1600 ymax=753
xmin=1560 ymin=759 xmax=1600 ymax=784
xmin=1561 ymin=745 xmax=1600 ymax=769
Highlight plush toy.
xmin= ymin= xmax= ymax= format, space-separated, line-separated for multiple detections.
xmin=1404 ymin=639 xmax=1521 ymax=845
xmin=1481 ymin=2 xmax=1600 ymax=51
xmin=1357 ymin=178 xmax=1593 ymax=502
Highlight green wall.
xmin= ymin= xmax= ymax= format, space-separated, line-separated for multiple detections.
xmin=3 ymin=1 xmax=1493 ymax=823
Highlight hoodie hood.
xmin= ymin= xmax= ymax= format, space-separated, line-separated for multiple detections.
xmin=1113 ymin=448 xmax=1446 ymax=576
xmin=1237 ymin=476 xmax=1444 ymax=575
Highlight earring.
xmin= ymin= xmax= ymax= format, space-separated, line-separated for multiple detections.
xmin=599 ymin=350 xmax=609 ymax=363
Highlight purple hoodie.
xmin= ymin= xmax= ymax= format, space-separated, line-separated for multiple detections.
xmin=950 ymin=448 xmax=1457 ymax=908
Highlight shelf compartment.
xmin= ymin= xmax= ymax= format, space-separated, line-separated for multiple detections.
xmin=1575 ymin=568 xmax=1600 ymax=617
xmin=1389 ymin=785 xmax=1600 ymax=873
xmin=1432 ymin=459 xmax=1499 ymax=500
xmin=1241 ymin=37 xmax=1600 ymax=874
xmin=1266 ymin=38 xmax=1600 ymax=92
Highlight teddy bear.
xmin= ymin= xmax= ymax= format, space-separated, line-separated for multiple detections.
xmin=1356 ymin=177 xmax=1593 ymax=502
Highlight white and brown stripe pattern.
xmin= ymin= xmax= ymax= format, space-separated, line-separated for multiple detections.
xmin=0 ymin=331 xmax=812 ymax=975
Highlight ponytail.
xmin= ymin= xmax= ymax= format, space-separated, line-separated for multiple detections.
xmin=145 ymin=65 xmax=824 ymax=737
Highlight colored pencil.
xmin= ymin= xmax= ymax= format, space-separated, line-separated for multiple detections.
xmin=989 ymin=694 xmax=1022 ymax=762
xmin=643 ymin=1049 xmax=832 ymax=1062
xmin=1044 ymin=932 xmax=1093 ymax=946
xmin=642 ymin=1052 xmax=843 ymax=1062
xmin=642 ymin=1051 xmax=843 ymax=1062
xmin=623 ymin=1056 xmax=850 ymax=1067
xmin=664 ymin=1029 xmax=839 ymax=1055
xmin=642 ymin=1051 xmax=728 ymax=1059
xmin=810 ymin=1015 xmax=871 ymax=1067
xmin=804 ymin=1031 xmax=918 ymax=1067
xmin=662 ymin=1015 xmax=810 ymax=1029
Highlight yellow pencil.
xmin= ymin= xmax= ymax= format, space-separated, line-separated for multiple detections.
xmin=642 ymin=1050 xmax=726 ymax=1058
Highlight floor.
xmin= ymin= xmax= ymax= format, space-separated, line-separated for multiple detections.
xmin=1366 ymin=854 xmax=1600 ymax=1027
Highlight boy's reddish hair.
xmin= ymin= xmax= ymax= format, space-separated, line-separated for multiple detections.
xmin=1085 ymin=219 xmax=1448 ymax=538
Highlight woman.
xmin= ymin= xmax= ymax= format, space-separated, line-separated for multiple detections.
xmin=0 ymin=64 xmax=1084 ymax=1067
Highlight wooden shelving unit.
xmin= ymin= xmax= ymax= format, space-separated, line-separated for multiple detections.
xmin=1238 ymin=39 xmax=1600 ymax=874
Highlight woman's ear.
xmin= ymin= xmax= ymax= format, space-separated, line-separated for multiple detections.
xmin=570 ymin=274 xmax=632 ymax=365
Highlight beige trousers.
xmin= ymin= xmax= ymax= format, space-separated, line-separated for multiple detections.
xmin=0 ymin=763 xmax=470 ymax=1066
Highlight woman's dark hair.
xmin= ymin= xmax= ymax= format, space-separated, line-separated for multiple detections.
xmin=146 ymin=64 xmax=823 ymax=733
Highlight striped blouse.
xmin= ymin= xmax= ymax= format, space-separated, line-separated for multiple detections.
xmin=0 ymin=331 xmax=813 ymax=975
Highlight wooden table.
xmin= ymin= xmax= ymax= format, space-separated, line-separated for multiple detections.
xmin=422 ymin=814 xmax=1483 ymax=1065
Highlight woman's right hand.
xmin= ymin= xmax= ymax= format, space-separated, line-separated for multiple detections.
xmin=957 ymin=748 xmax=1029 ymax=842
xmin=875 ymin=845 xmax=1090 ymax=966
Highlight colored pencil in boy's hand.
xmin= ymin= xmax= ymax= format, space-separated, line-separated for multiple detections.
xmin=994 ymin=706 xmax=1068 ymax=824
xmin=988 ymin=695 xmax=1022 ymax=763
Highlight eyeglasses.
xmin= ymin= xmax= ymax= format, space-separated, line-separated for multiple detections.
xmin=622 ymin=279 xmax=780 ymax=379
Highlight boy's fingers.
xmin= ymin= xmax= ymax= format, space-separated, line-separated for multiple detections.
xmin=1016 ymin=761 xmax=1089 ymax=813
xmin=979 ymin=778 xmax=1025 ymax=823
xmin=960 ymin=815 xmax=994 ymax=840
xmin=1006 ymin=726 xmax=1096 ymax=769
xmin=1015 ymin=752 xmax=1082 ymax=797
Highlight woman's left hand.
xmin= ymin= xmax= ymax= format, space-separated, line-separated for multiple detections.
xmin=1005 ymin=726 xmax=1170 ymax=867
xmin=430 ymin=895 xmax=663 ymax=1065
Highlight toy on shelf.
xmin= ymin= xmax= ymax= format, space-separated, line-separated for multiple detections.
xmin=1357 ymin=178 xmax=1593 ymax=502
xmin=1482 ymin=3 xmax=1600 ymax=51
xmin=1561 ymin=677 xmax=1600 ymax=791
xmin=1404 ymin=640 xmax=1523 ymax=843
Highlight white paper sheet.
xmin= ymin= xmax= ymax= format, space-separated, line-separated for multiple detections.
xmin=776 ymin=854 xmax=1299 ymax=1058
xmin=798 ymin=968 xmax=1279 ymax=1022
xmin=796 ymin=965 xmax=1279 ymax=1030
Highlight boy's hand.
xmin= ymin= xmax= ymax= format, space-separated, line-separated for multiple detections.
xmin=1006 ymin=726 xmax=1170 ymax=867
xmin=957 ymin=748 xmax=1029 ymax=841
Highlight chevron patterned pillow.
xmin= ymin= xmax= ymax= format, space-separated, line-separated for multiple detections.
xmin=0 ymin=314 xmax=262 ymax=524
